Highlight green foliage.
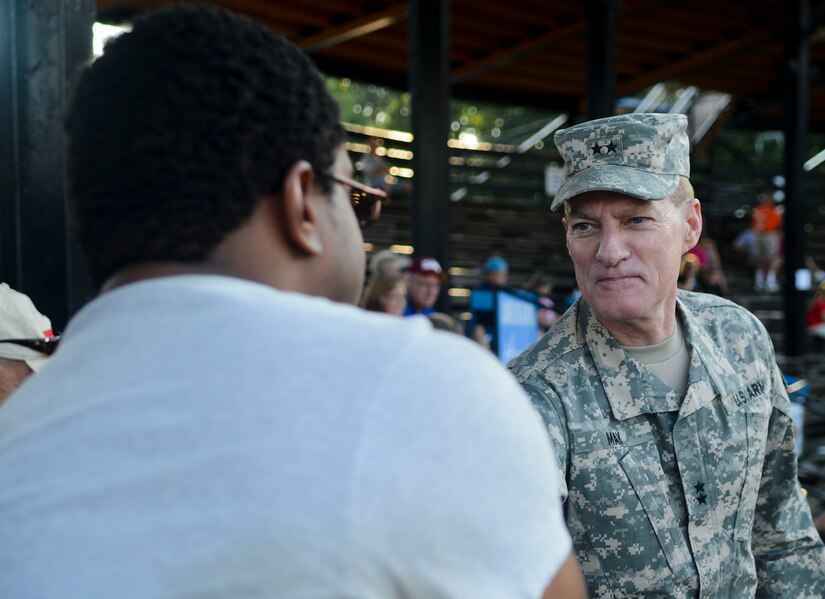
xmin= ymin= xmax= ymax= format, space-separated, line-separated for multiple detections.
xmin=712 ymin=130 xmax=783 ymax=169
xmin=325 ymin=75 xmax=558 ymax=147
xmin=450 ymin=100 xmax=558 ymax=148
xmin=326 ymin=77 xmax=411 ymax=131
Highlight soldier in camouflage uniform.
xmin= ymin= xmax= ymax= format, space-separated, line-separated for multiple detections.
xmin=509 ymin=113 xmax=825 ymax=597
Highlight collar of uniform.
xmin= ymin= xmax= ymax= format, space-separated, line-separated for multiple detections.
xmin=578 ymin=301 xmax=661 ymax=420
xmin=675 ymin=295 xmax=733 ymax=419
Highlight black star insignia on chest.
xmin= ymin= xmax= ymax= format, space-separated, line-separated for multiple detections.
xmin=694 ymin=481 xmax=705 ymax=494
xmin=604 ymin=140 xmax=617 ymax=154
xmin=590 ymin=142 xmax=603 ymax=155
xmin=697 ymin=493 xmax=708 ymax=505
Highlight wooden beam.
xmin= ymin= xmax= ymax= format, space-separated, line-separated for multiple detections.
xmin=299 ymin=3 xmax=409 ymax=52
xmin=451 ymin=0 xmax=660 ymax=85
xmin=451 ymin=18 xmax=584 ymax=84
xmin=472 ymin=71 xmax=584 ymax=95
xmin=617 ymin=28 xmax=774 ymax=96
xmin=218 ymin=0 xmax=330 ymax=28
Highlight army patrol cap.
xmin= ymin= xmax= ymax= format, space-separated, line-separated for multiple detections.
xmin=551 ymin=113 xmax=690 ymax=210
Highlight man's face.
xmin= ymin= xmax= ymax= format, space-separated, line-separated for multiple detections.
xmin=407 ymin=274 xmax=441 ymax=310
xmin=316 ymin=146 xmax=367 ymax=305
xmin=563 ymin=191 xmax=701 ymax=340
xmin=484 ymin=270 xmax=508 ymax=287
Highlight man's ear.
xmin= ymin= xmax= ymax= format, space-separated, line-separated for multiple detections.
xmin=279 ymin=160 xmax=324 ymax=256
xmin=683 ymin=197 xmax=703 ymax=252
xmin=562 ymin=217 xmax=571 ymax=255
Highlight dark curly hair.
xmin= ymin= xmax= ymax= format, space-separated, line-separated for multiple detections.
xmin=66 ymin=3 xmax=345 ymax=287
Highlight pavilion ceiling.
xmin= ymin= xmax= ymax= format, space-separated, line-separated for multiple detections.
xmin=96 ymin=0 xmax=825 ymax=131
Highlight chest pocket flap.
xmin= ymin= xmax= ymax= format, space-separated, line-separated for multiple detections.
xmin=620 ymin=447 xmax=694 ymax=579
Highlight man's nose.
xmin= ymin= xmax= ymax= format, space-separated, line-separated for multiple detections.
xmin=595 ymin=227 xmax=630 ymax=267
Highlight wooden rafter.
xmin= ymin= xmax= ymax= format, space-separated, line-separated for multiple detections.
xmin=450 ymin=0 xmax=660 ymax=85
xmin=298 ymin=3 xmax=409 ymax=53
xmin=617 ymin=28 xmax=774 ymax=96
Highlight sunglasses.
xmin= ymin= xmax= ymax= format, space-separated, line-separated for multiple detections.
xmin=0 ymin=336 xmax=61 ymax=357
xmin=332 ymin=174 xmax=387 ymax=229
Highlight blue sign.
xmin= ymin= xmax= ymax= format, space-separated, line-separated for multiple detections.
xmin=496 ymin=290 xmax=540 ymax=363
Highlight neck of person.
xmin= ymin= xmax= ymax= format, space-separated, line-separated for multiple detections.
xmin=101 ymin=262 xmax=235 ymax=294
xmin=100 ymin=202 xmax=316 ymax=297
xmin=100 ymin=257 xmax=349 ymax=305
xmin=600 ymin=305 xmax=678 ymax=347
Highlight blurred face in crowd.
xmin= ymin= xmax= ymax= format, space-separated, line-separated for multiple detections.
xmin=484 ymin=269 xmax=508 ymax=287
xmin=407 ymin=274 xmax=441 ymax=311
xmin=380 ymin=280 xmax=408 ymax=316
xmin=535 ymin=282 xmax=553 ymax=297
xmin=563 ymin=189 xmax=701 ymax=344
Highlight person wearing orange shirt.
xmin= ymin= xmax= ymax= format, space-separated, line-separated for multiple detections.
xmin=752 ymin=191 xmax=782 ymax=292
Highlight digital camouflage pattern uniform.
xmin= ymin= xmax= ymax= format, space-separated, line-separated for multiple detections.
xmin=509 ymin=291 xmax=825 ymax=598
xmin=549 ymin=113 xmax=691 ymax=211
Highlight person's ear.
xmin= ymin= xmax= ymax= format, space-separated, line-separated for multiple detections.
xmin=562 ymin=217 xmax=572 ymax=255
xmin=279 ymin=160 xmax=324 ymax=256
xmin=683 ymin=198 xmax=703 ymax=252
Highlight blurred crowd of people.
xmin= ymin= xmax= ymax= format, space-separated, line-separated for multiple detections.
xmin=361 ymin=251 xmax=463 ymax=335
xmin=359 ymin=248 xmax=574 ymax=353
xmin=677 ymin=234 xmax=729 ymax=295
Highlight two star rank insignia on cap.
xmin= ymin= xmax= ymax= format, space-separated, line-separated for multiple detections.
xmin=590 ymin=140 xmax=619 ymax=155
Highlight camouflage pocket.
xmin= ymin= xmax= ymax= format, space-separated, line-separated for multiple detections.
xmin=619 ymin=448 xmax=694 ymax=579
xmin=568 ymin=437 xmax=694 ymax=593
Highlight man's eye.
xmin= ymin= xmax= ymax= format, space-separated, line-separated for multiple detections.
xmin=571 ymin=222 xmax=592 ymax=232
xmin=628 ymin=216 xmax=649 ymax=225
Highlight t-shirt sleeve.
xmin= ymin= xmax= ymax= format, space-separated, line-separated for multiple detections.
xmin=347 ymin=331 xmax=571 ymax=599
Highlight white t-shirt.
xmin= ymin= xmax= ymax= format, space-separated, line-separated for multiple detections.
xmin=0 ymin=276 xmax=570 ymax=598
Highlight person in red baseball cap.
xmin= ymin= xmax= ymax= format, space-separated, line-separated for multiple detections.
xmin=404 ymin=256 xmax=447 ymax=316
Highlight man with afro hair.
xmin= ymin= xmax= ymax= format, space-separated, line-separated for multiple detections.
xmin=0 ymin=4 xmax=583 ymax=598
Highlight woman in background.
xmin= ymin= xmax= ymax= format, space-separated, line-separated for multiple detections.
xmin=361 ymin=273 xmax=407 ymax=316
